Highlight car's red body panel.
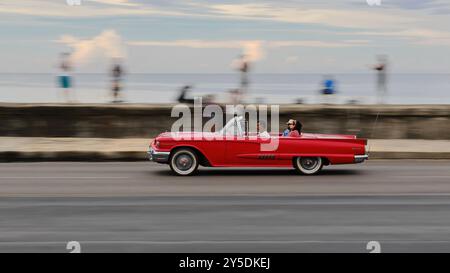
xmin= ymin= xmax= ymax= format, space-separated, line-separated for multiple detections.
xmin=151 ymin=131 xmax=367 ymax=167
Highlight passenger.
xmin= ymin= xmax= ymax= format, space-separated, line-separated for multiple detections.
xmin=284 ymin=119 xmax=302 ymax=137
xmin=257 ymin=121 xmax=270 ymax=139
xmin=282 ymin=119 xmax=294 ymax=136
xmin=290 ymin=120 xmax=302 ymax=137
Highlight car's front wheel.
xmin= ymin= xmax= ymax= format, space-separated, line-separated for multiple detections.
xmin=294 ymin=157 xmax=323 ymax=175
xmin=170 ymin=149 xmax=199 ymax=176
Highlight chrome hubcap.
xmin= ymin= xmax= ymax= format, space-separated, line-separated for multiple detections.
xmin=175 ymin=154 xmax=193 ymax=171
xmin=300 ymin=157 xmax=319 ymax=170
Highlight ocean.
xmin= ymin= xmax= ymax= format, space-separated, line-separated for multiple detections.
xmin=0 ymin=73 xmax=449 ymax=104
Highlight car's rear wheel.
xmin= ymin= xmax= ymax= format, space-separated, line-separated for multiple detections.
xmin=170 ymin=149 xmax=199 ymax=176
xmin=294 ymin=157 xmax=323 ymax=175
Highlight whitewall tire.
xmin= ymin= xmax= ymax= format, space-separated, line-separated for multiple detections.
xmin=294 ymin=157 xmax=323 ymax=175
xmin=170 ymin=149 xmax=199 ymax=176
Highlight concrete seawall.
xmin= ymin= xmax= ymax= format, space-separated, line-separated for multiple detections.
xmin=1 ymin=103 xmax=449 ymax=139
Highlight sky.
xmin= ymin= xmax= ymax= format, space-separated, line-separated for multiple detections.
xmin=1 ymin=0 xmax=450 ymax=73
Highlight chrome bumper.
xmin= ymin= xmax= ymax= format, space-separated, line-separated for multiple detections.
xmin=148 ymin=148 xmax=170 ymax=163
xmin=354 ymin=154 xmax=369 ymax=163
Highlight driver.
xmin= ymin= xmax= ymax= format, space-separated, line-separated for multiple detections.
xmin=257 ymin=121 xmax=270 ymax=139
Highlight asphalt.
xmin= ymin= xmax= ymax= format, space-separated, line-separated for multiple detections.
xmin=1 ymin=160 xmax=450 ymax=253
xmin=0 ymin=161 xmax=449 ymax=197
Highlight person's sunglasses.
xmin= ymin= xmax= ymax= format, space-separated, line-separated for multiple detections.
xmin=288 ymin=123 xmax=294 ymax=125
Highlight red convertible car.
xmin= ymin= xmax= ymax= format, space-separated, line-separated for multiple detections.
xmin=148 ymin=116 xmax=368 ymax=176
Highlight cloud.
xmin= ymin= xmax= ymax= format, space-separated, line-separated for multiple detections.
xmin=128 ymin=40 xmax=245 ymax=48
xmin=128 ymin=39 xmax=369 ymax=49
xmin=384 ymin=0 xmax=448 ymax=10
xmin=128 ymin=38 xmax=370 ymax=65
xmin=242 ymin=41 xmax=264 ymax=62
xmin=0 ymin=0 xmax=184 ymax=17
xmin=2 ymin=0 xmax=448 ymax=48
xmin=128 ymin=39 xmax=265 ymax=62
xmin=285 ymin=56 xmax=299 ymax=64
xmin=0 ymin=0 xmax=422 ymax=30
xmin=197 ymin=3 xmax=415 ymax=29
xmin=354 ymin=28 xmax=450 ymax=45
xmin=267 ymin=40 xmax=369 ymax=48
xmin=88 ymin=0 xmax=138 ymax=6
xmin=57 ymin=30 xmax=126 ymax=65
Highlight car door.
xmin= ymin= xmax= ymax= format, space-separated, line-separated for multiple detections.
xmin=225 ymin=135 xmax=282 ymax=166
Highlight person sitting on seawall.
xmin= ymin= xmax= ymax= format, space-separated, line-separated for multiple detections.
xmin=177 ymin=85 xmax=195 ymax=104
xmin=322 ymin=75 xmax=336 ymax=96
xmin=282 ymin=119 xmax=302 ymax=137
xmin=257 ymin=120 xmax=271 ymax=139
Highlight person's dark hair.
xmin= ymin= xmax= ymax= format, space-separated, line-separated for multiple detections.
xmin=293 ymin=120 xmax=302 ymax=134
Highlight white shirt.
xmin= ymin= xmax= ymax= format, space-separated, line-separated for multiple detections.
xmin=258 ymin=131 xmax=271 ymax=139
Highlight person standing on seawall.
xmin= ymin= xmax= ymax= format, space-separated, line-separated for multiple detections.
xmin=232 ymin=54 xmax=250 ymax=103
xmin=111 ymin=59 xmax=125 ymax=103
xmin=58 ymin=52 xmax=74 ymax=103
xmin=372 ymin=55 xmax=388 ymax=104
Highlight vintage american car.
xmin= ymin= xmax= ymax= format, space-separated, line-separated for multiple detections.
xmin=148 ymin=116 xmax=368 ymax=176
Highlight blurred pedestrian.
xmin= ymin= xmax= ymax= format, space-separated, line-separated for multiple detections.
xmin=320 ymin=75 xmax=337 ymax=104
xmin=111 ymin=59 xmax=125 ymax=103
xmin=321 ymin=75 xmax=337 ymax=95
xmin=229 ymin=88 xmax=241 ymax=105
xmin=58 ymin=52 xmax=74 ymax=103
xmin=239 ymin=54 xmax=250 ymax=92
xmin=231 ymin=54 xmax=250 ymax=103
xmin=177 ymin=85 xmax=195 ymax=104
xmin=372 ymin=55 xmax=388 ymax=104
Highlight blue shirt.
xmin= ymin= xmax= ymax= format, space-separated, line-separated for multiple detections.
xmin=323 ymin=79 xmax=336 ymax=95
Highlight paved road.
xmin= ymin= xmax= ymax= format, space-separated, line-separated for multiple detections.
xmin=0 ymin=161 xmax=449 ymax=197
xmin=0 ymin=161 xmax=450 ymax=252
